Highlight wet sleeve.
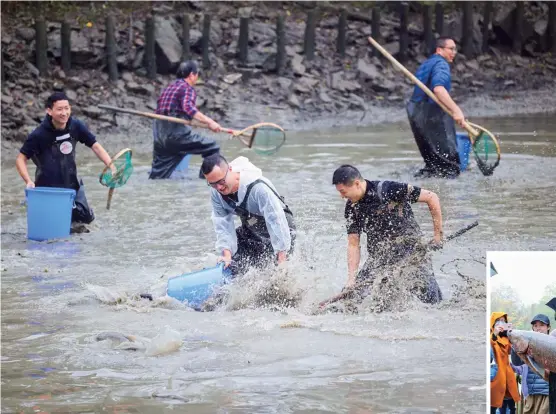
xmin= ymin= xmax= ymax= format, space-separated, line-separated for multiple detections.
xmin=74 ymin=120 xmax=97 ymax=148
xmin=210 ymin=190 xmax=238 ymax=255
xmin=344 ymin=204 xmax=361 ymax=235
xmin=252 ymin=185 xmax=291 ymax=253
xmin=19 ymin=131 xmax=39 ymax=158
xmin=380 ymin=181 xmax=421 ymax=204
xmin=430 ymin=60 xmax=451 ymax=90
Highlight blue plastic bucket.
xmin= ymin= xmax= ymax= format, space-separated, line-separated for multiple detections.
xmin=167 ymin=263 xmax=232 ymax=308
xmin=456 ymin=132 xmax=472 ymax=171
xmin=25 ymin=187 xmax=76 ymax=241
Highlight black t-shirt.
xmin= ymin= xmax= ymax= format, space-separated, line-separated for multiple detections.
xmin=344 ymin=180 xmax=422 ymax=253
xmin=19 ymin=116 xmax=97 ymax=189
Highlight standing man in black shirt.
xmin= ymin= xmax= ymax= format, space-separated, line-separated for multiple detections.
xmin=332 ymin=164 xmax=444 ymax=305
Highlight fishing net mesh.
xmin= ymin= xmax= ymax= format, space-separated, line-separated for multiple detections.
xmin=250 ymin=126 xmax=286 ymax=155
xmin=472 ymin=131 xmax=499 ymax=176
xmin=100 ymin=151 xmax=133 ymax=189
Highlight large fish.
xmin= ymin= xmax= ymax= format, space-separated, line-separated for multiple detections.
xmin=508 ymin=329 xmax=556 ymax=377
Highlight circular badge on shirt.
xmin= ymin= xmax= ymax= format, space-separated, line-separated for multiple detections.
xmin=59 ymin=141 xmax=73 ymax=155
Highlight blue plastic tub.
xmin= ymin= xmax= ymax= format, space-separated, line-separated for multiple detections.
xmin=25 ymin=187 xmax=76 ymax=241
xmin=456 ymin=132 xmax=472 ymax=171
xmin=167 ymin=263 xmax=232 ymax=308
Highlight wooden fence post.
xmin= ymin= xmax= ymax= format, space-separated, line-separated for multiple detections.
xmin=276 ymin=15 xmax=286 ymax=75
xmin=144 ymin=15 xmax=156 ymax=79
xmin=337 ymin=9 xmax=347 ymax=57
xmin=371 ymin=6 xmax=381 ymax=57
xmin=61 ymin=21 xmax=71 ymax=73
xmin=105 ymin=16 xmax=118 ymax=82
xmin=182 ymin=14 xmax=190 ymax=60
xmin=398 ymin=2 xmax=409 ymax=63
xmin=482 ymin=2 xmax=493 ymax=54
xmin=304 ymin=10 xmax=317 ymax=61
xmin=238 ymin=17 xmax=249 ymax=65
xmin=422 ymin=4 xmax=434 ymax=55
xmin=35 ymin=19 xmax=48 ymax=76
xmin=202 ymin=14 xmax=211 ymax=69
xmin=435 ymin=2 xmax=444 ymax=35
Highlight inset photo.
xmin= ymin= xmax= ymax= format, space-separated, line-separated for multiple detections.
xmin=488 ymin=251 xmax=556 ymax=414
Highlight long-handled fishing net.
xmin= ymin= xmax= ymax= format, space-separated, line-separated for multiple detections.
xmin=367 ymin=36 xmax=502 ymax=176
xmin=99 ymin=148 xmax=133 ymax=210
xmin=467 ymin=122 xmax=501 ymax=176
xmin=97 ymin=105 xmax=287 ymax=156
xmin=226 ymin=122 xmax=286 ymax=156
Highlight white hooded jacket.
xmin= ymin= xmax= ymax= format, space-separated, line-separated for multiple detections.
xmin=210 ymin=156 xmax=292 ymax=256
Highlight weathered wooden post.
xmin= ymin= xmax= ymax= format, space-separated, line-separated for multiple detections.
xmin=238 ymin=17 xmax=249 ymax=65
xmin=549 ymin=2 xmax=556 ymax=53
xmin=105 ymin=16 xmax=118 ymax=82
xmin=276 ymin=15 xmax=286 ymax=75
xmin=202 ymin=14 xmax=211 ymax=69
xmin=513 ymin=1 xmax=524 ymax=54
xmin=144 ymin=15 xmax=156 ymax=79
xmin=435 ymin=2 xmax=444 ymax=35
xmin=35 ymin=19 xmax=48 ymax=76
xmin=461 ymin=2 xmax=474 ymax=57
xmin=337 ymin=9 xmax=347 ymax=58
xmin=398 ymin=2 xmax=409 ymax=63
xmin=422 ymin=4 xmax=434 ymax=55
xmin=371 ymin=5 xmax=381 ymax=57
xmin=482 ymin=2 xmax=493 ymax=54
xmin=304 ymin=10 xmax=317 ymax=61
xmin=182 ymin=13 xmax=190 ymax=61
xmin=61 ymin=21 xmax=71 ymax=73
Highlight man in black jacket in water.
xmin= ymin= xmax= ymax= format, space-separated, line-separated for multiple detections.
xmin=149 ymin=60 xmax=221 ymax=179
xmin=332 ymin=165 xmax=444 ymax=309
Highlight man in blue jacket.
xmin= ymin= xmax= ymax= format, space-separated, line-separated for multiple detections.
xmin=406 ymin=36 xmax=466 ymax=179
xmin=15 ymin=92 xmax=113 ymax=228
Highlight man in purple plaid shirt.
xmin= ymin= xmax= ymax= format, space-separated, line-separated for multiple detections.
xmin=149 ymin=60 xmax=222 ymax=179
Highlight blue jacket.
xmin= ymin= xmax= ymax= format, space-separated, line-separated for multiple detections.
xmin=409 ymin=54 xmax=451 ymax=105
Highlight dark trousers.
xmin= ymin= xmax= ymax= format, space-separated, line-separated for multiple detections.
xmin=149 ymin=119 xmax=220 ymax=179
xmin=71 ymin=180 xmax=94 ymax=224
xmin=355 ymin=245 xmax=443 ymax=305
xmin=406 ymin=100 xmax=461 ymax=178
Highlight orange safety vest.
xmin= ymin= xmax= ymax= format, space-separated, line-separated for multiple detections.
xmin=490 ymin=335 xmax=520 ymax=408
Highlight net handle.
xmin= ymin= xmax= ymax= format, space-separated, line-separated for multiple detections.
xmin=97 ymin=104 xmax=255 ymax=141
xmin=99 ymin=147 xmax=132 ymax=186
xmin=225 ymin=122 xmax=286 ymax=149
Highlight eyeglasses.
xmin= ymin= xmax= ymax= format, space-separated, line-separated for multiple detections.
xmin=207 ymin=169 xmax=228 ymax=187
xmin=442 ymin=46 xmax=457 ymax=52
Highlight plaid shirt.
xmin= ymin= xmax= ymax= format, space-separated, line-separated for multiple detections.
xmin=155 ymin=78 xmax=198 ymax=119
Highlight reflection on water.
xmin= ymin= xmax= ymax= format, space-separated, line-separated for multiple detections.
xmin=2 ymin=113 xmax=555 ymax=412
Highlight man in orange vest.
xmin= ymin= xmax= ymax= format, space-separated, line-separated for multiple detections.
xmin=490 ymin=312 xmax=520 ymax=414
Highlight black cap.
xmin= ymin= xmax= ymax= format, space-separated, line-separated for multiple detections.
xmin=176 ymin=60 xmax=199 ymax=79
xmin=546 ymin=297 xmax=556 ymax=312
xmin=531 ymin=314 xmax=550 ymax=326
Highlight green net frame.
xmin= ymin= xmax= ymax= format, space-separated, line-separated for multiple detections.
xmin=243 ymin=124 xmax=286 ymax=156
xmin=99 ymin=149 xmax=134 ymax=189
xmin=468 ymin=123 xmax=501 ymax=177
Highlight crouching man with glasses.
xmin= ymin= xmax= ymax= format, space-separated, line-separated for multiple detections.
xmin=201 ymin=153 xmax=296 ymax=278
